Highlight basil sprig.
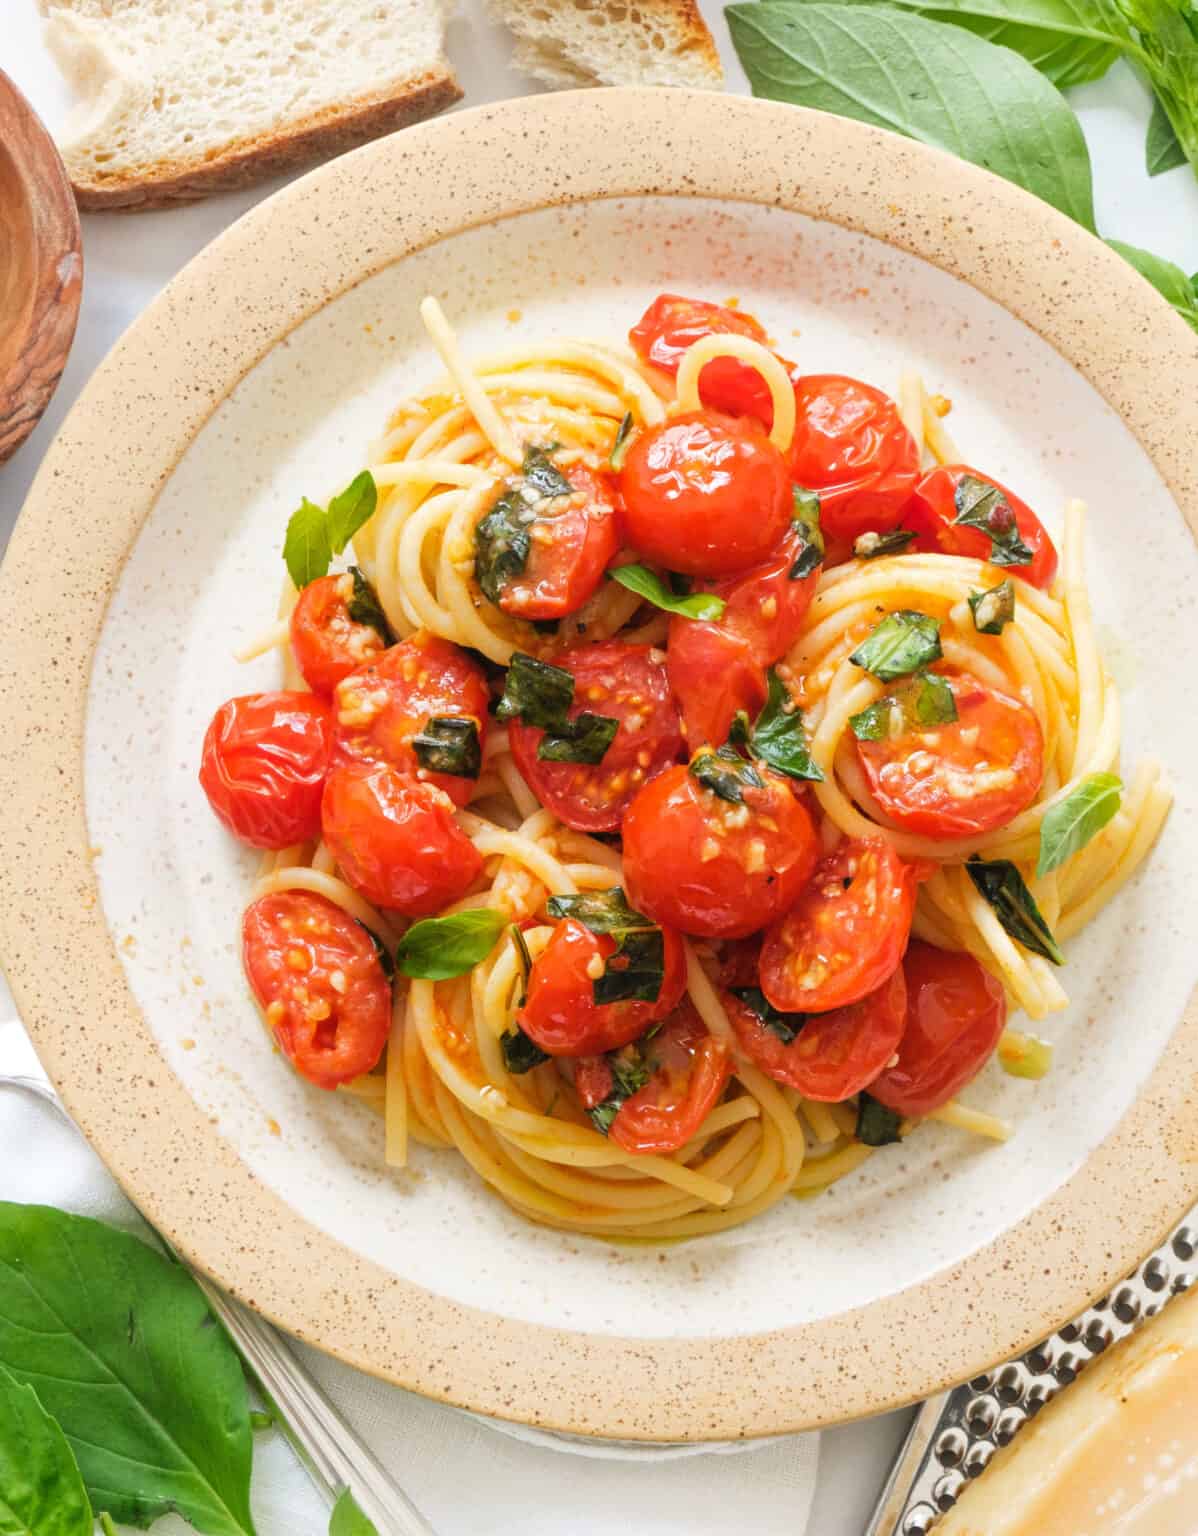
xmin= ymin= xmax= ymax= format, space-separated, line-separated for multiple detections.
xmin=850 ymin=610 xmax=943 ymax=682
xmin=849 ymin=671 xmax=957 ymax=741
xmin=411 ymin=716 xmax=482 ymax=778
xmin=730 ymin=667 xmax=824 ymax=781
xmin=966 ymin=858 xmax=1065 ymax=965
xmin=395 ymin=908 xmax=507 ymax=980
xmin=854 ymin=528 xmax=916 ymax=559
xmin=730 ymin=985 xmax=806 ymax=1044
xmin=546 ymin=888 xmax=665 ymax=1005
xmin=283 ymin=470 xmax=378 ymax=589
xmin=690 ymin=745 xmax=765 ymax=804
xmin=588 ymin=1049 xmax=651 ymax=1134
xmin=495 ymin=652 xmax=619 ymax=765
xmin=608 ymin=563 xmax=727 ymax=621
xmin=856 ymin=1093 xmax=903 ymax=1147
xmin=1036 ymin=773 xmax=1122 ymax=877
xmin=790 ymin=485 xmax=824 ymax=578
xmin=473 ymin=444 xmax=574 ymax=605
xmin=968 ymin=579 xmax=1016 ymax=635
xmin=953 ymin=475 xmax=1034 ymax=567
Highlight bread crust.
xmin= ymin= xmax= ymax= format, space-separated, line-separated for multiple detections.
xmin=494 ymin=0 xmax=723 ymax=86
xmin=68 ymin=68 xmax=462 ymax=210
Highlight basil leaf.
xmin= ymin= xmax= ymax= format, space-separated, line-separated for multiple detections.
xmin=546 ymin=888 xmax=649 ymax=936
xmin=727 ymin=2 xmax=1097 ymax=230
xmin=1147 ymin=90 xmax=1187 ymax=175
xmin=326 ymin=470 xmax=379 ymax=555
xmin=953 ymin=475 xmax=1034 ymax=566
xmin=789 ymin=485 xmax=824 ymax=578
xmin=849 ymin=675 xmax=958 ymax=741
xmin=346 ymin=566 xmax=395 ymax=643
xmin=510 ymin=922 xmax=534 ymax=1005
xmin=733 ymin=667 xmax=824 ymax=782
xmin=609 ymin=411 xmax=635 ymax=471
xmin=856 ymin=1093 xmax=904 ymax=1146
xmin=0 ymin=1362 xmax=92 ymax=1536
xmin=854 ymin=528 xmax=916 ymax=559
xmin=1107 ymin=240 xmax=1198 ymax=333
xmin=395 ymin=909 xmax=507 ymax=980
xmin=537 ymin=712 xmax=619 ymax=764
xmin=966 ymin=857 xmax=1065 ymax=964
xmin=689 ymin=745 xmax=766 ymax=803
xmin=968 ymin=579 xmax=1016 ymax=634
xmin=495 ymin=652 xmax=575 ymax=728
xmin=330 ymin=1488 xmax=380 ymax=1536
xmin=1116 ymin=0 xmax=1198 ymax=181
xmin=588 ymin=1049 xmax=651 ymax=1134
xmin=912 ymin=671 xmax=958 ymax=726
xmin=730 ymin=985 xmax=806 ymax=1044
xmin=283 ymin=497 xmax=332 ymax=589
xmin=850 ymin=610 xmax=943 ymax=682
xmin=546 ymin=888 xmax=665 ymax=1006
xmin=501 ymin=1026 xmax=550 ymax=1075
xmin=412 ymin=716 xmax=482 ymax=778
xmin=608 ymin=563 xmax=727 ymax=621
xmin=1036 ymin=772 xmax=1122 ymax=876
xmin=0 ymin=1203 xmax=256 ymax=1535
xmin=474 ymin=490 xmax=534 ymax=606
xmin=520 ymin=444 xmax=573 ymax=501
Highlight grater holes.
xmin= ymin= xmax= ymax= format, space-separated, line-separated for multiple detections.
xmin=1144 ymin=1256 xmax=1171 ymax=1292
xmin=964 ymin=1441 xmax=995 ymax=1478
xmin=1083 ymin=1317 xmax=1114 ymax=1354
xmin=935 ymin=1427 xmax=968 ymax=1468
xmin=994 ymin=1364 xmax=1025 ymax=1404
xmin=994 ymin=1406 xmax=1024 ymax=1445
xmin=903 ymin=1504 xmax=936 ymax=1535
xmin=1023 ymin=1340 xmax=1054 ymax=1373
xmin=1172 ymin=1272 xmax=1193 ymax=1297
xmin=1172 ymin=1226 xmax=1195 ymax=1262
xmin=933 ymin=1471 xmax=965 ymax=1511
xmin=1112 ymin=1286 xmax=1141 ymax=1324
xmin=968 ymin=1372 xmax=993 ymax=1392
xmin=1024 ymin=1380 xmax=1052 ymax=1416
xmin=965 ymin=1394 xmax=996 ymax=1435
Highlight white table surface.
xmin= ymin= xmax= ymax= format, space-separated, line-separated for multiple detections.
xmin=3 ymin=4 xmax=1196 ymax=1532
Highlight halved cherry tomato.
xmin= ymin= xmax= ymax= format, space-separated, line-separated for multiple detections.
xmin=869 ymin=941 xmax=1006 ymax=1116
xmin=517 ymin=916 xmax=686 ymax=1057
xmin=903 ymin=464 xmax=1059 ymax=589
xmin=320 ymin=758 xmax=482 ymax=916
xmin=289 ymin=573 xmax=389 ymax=696
xmin=789 ymin=375 xmax=920 ymax=544
xmin=725 ymin=967 xmax=907 ymax=1102
xmin=759 ymin=839 xmax=920 ymax=1014
xmin=507 ymin=641 xmax=681 ymax=832
xmin=332 ymin=631 xmax=489 ymax=808
xmin=242 ymin=889 xmax=390 ymax=1089
xmin=629 ymin=293 xmax=785 ymax=427
xmin=619 ymin=410 xmax=793 ymax=578
xmin=623 ymin=761 xmax=820 ymax=939
xmin=667 ymin=620 xmax=767 ymax=753
xmin=855 ymin=672 xmax=1043 ymax=839
xmin=200 ymin=691 xmax=333 ymax=849
xmin=497 ymin=464 xmax=620 ymax=621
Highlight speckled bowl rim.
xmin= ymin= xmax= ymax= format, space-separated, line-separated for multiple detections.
xmin=2 ymin=90 xmax=1197 ymax=1441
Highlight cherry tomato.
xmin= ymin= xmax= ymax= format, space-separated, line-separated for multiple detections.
xmin=199 ymin=691 xmax=333 ymax=850
xmin=789 ymin=375 xmax=920 ymax=544
xmin=629 ymin=293 xmax=786 ymax=426
xmin=903 ymin=464 xmax=1059 ymax=589
xmin=497 ymin=464 xmax=620 ymax=621
xmin=320 ymin=759 xmax=481 ymax=916
xmin=855 ymin=672 xmax=1043 ymax=839
xmin=242 ymin=889 xmax=390 ymax=1089
xmin=332 ymin=631 xmax=489 ymax=808
xmin=517 ymin=917 xmax=686 ymax=1057
xmin=623 ymin=761 xmax=820 ymax=939
xmin=666 ymin=620 xmax=767 ymax=753
xmin=289 ymin=573 xmax=389 ymax=696
xmin=619 ymin=410 xmax=793 ymax=578
xmin=759 ymin=839 xmax=920 ymax=1014
xmin=507 ymin=642 xmax=682 ymax=832
xmin=869 ymin=941 xmax=1006 ymax=1116
xmin=725 ymin=966 xmax=907 ymax=1102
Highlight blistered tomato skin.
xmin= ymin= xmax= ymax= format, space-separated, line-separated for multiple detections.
xmin=607 ymin=1001 xmax=733 ymax=1155
xmin=290 ymin=573 xmax=388 ymax=696
xmin=496 ymin=463 xmax=620 ymax=621
xmin=199 ymin=690 xmax=333 ymax=850
xmin=666 ymin=620 xmax=768 ymax=754
xmin=628 ymin=293 xmax=784 ymax=426
xmin=904 ymin=464 xmax=1059 ymax=589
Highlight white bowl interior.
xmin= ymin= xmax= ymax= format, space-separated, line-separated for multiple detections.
xmin=85 ymin=196 xmax=1198 ymax=1343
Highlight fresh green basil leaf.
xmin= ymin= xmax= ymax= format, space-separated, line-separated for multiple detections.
xmin=609 ymin=411 xmax=635 ymax=471
xmin=1115 ymin=0 xmax=1198 ymax=180
xmin=690 ymin=745 xmax=766 ymax=803
xmin=1036 ymin=772 xmax=1122 ymax=876
xmin=848 ymin=699 xmax=890 ymax=742
xmin=546 ymin=889 xmax=665 ymax=1006
xmin=283 ymin=497 xmax=333 ymax=589
xmin=411 ymin=716 xmax=482 ymax=778
xmin=730 ymin=985 xmax=807 ymax=1044
xmin=850 ymin=671 xmax=956 ymax=739
xmin=0 ymin=1362 xmax=92 ymax=1536
xmin=912 ymin=671 xmax=958 ymax=726
xmin=1147 ymin=89 xmax=1187 ymax=175
xmin=727 ymin=2 xmax=1097 ymax=230
xmin=346 ymin=567 xmax=395 ymax=643
xmin=854 ymin=528 xmax=917 ymax=559
xmin=1107 ymin=240 xmax=1198 ymax=333
xmin=588 ymin=1048 xmax=651 ymax=1134
xmin=850 ymin=610 xmax=942 ymax=682
xmin=738 ymin=667 xmax=825 ymax=782
xmin=495 ymin=652 xmax=575 ymax=728
xmin=856 ymin=1093 xmax=904 ymax=1146
xmin=608 ymin=563 xmax=727 ymax=621
xmin=329 ymin=1488 xmax=380 ymax=1536
xmin=326 ymin=471 xmax=379 ymax=555
xmin=789 ymin=485 xmax=824 ymax=578
xmin=474 ymin=490 xmax=534 ymax=606
xmin=520 ymin=444 xmax=574 ymax=501
xmin=953 ymin=475 xmax=1034 ymax=566
xmin=501 ymin=1026 xmax=550 ymax=1075
xmin=966 ymin=857 xmax=1065 ymax=964
xmin=546 ymin=888 xmax=645 ymax=935
xmin=0 ymin=1203 xmax=256 ymax=1535
xmin=395 ymin=909 xmax=507 ymax=980
xmin=537 ymin=712 xmax=620 ymax=764
xmin=968 ymin=579 xmax=1016 ymax=634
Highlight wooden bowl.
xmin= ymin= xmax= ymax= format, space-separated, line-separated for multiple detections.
xmin=0 ymin=68 xmax=81 ymax=463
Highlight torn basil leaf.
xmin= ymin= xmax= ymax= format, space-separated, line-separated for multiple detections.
xmin=789 ymin=485 xmax=824 ymax=578
xmin=608 ymin=563 xmax=727 ymax=621
xmin=730 ymin=667 xmax=824 ymax=782
xmin=1036 ymin=773 xmax=1122 ymax=877
xmin=856 ymin=1094 xmax=903 ymax=1147
xmin=501 ymin=1026 xmax=549 ymax=1075
xmin=346 ymin=566 xmax=395 ymax=642
xmin=412 ymin=716 xmax=482 ymax=778
xmin=850 ymin=610 xmax=942 ymax=682
xmin=966 ymin=858 xmax=1064 ymax=966
xmin=537 ymin=712 xmax=620 ymax=764
xmin=848 ymin=671 xmax=956 ymax=741
xmin=474 ymin=445 xmax=574 ymax=605
xmin=609 ymin=411 xmax=634 ymax=471
xmin=953 ymin=475 xmax=1033 ymax=567
xmin=395 ymin=908 xmax=508 ymax=980
xmin=546 ymin=888 xmax=665 ymax=1006
xmin=912 ymin=671 xmax=957 ymax=726
xmin=730 ymin=985 xmax=806 ymax=1045
xmin=495 ymin=653 xmax=575 ymax=729
xmin=520 ymin=443 xmax=573 ymax=500
xmin=326 ymin=470 xmax=379 ymax=555
xmin=968 ymin=579 xmax=1016 ymax=635
xmin=283 ymin=497 xmax=333 ymax=590
xmin=854 ymin=528 xmax=916 ymax=559
xmin=690 ymin=745 xmax=765 ymax=804
xmin=589 ymin=1049 xmax=651 ymax=1134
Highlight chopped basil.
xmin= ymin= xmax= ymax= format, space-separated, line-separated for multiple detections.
xmin=521 ymin=443 xmax=573 ymax=500
xmin=856 ymin=1093 xmax=903 ymax=1147
xmin=850 ymin=610 xmax=942 ymax=682
xmin=689 ymin=745 xmax=765 ymax=804
xmin=345 ymin=566 xmax=395 ymax=642
xmin=537 ymin=712 xmax=620 ymax=764
xmin=395 ymin=908 xmax=508 ymax=980
xmin=608 ymin=563 xmax=727 ymax=621
xmin=546 ymin=888 xmax=665 ymax=1006
xmin=848 ymin=671 xmax=957 ymax=742
xmin=495 ymin=653 xmax=575 ymax=729
xmin=730 ymin=985 xmax=806 ymax=1044
xmin=910 ymin=671 xmax=957 ymax=726
xmin=997 ymin=1030 xmax=1053 ymax=1081
xmin=1036 ymin=773 xmax=1122 ymax=877
xmin=968 ymin=579 xmax=1016 ymax=635
xmin=510 ymin=923 xmax=533 ymax=1007
xmin=966 ymin=858 xmax=1065 ymax=966
xmin=411 ymin=716 xmax=482 ymax=778
xmin=953 ymin=475 xmax=1033 ymax=567
xmin=589 ymin=1048 xmax=651 ymax=1134
xmin=283 ymin=471 xmax=379 ymax=590
xmin=854 ymin=528 xmax=916 ymax=559
xmin=609 ymin=411 xmax=634 ymax=471
xmin=501 ymin=1026 xmax=549 ymax=1075
xmin=730 ymin=667 xmax=824 ymax=782
xmin=473 ymin=444 xmax=574 ymax=605
xmin=789 ymin=485 xmax=824 ymax=578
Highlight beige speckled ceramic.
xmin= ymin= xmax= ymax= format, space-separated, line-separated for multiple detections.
xmin=2 ymin=91 xmax=1198 ymax=1441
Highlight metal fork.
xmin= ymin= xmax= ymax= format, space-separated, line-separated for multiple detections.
xmin=0 ymin=1069 xmax=437 ymax=1536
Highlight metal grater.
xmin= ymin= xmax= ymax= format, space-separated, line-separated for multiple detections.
xmin=866 ymin=1205 xmax=1198 ymax=1535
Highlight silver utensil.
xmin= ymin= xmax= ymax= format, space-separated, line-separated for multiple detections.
xmin=866 ymin=1203 xmax=1198 ymax=1534
xmin=0 ymin=1069 xmax=438 ymax=1536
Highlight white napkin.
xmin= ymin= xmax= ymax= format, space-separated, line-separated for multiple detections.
xmin=0 ymin=1015 xmax=818 ymax=1536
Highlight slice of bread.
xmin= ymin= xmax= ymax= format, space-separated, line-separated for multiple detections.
xmin=40 ymin=0 xmax=462 ymax=210
xmin=491 ymin=0 xmax=723 ymax=88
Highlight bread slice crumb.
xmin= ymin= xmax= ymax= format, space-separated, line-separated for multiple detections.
xmin=491 ymin=0 xmax=723 ymax=88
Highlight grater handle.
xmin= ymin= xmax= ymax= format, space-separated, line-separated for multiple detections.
xmin=863 ymin=1394 xmax=948 ymax=1536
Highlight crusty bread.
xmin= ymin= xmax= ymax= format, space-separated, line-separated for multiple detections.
xmin=491 ymin=0 xmax=723 ymax=88
xmin=40 ymin=0 xmax=462 ymax=210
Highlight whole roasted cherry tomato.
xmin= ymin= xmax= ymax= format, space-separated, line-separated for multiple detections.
xmin=242 ymin=889 xmax=390 ymax=1089
xmin=869 ymin=941 xmax=1006 ymax=1116
xmin=619 ymin=410 xmax=793 ymax=578
xmin=903 ymin=464 xmax=1058 ymax=589
xmin=320 ymin=759 xmax=481 ymax=916
xmin=629 ymin=293 xmax=784 ymax=426
xmin=200 ymin=691 xmax=333 ymax=850
xmin=289 ymin=572 xmax=390 ymax=696
xmin=497 ymin=464 xmax=620 ymax=621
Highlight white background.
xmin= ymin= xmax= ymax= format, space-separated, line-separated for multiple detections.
xmin=2 ymin=2 xmax=1197 ymax=1532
